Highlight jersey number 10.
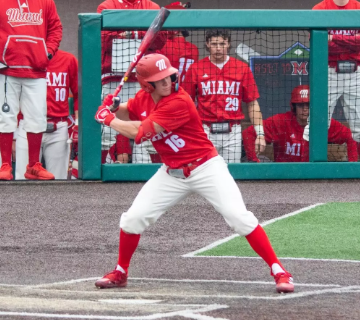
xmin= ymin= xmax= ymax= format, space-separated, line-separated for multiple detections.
xmin=55 ymin=88 xmax=67 ymax=102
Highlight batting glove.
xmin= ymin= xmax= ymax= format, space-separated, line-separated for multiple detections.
xmin=103 ymin=94 xmax=120 ymax=113
xmin=95 ymin=105 xmax=116 ymax=126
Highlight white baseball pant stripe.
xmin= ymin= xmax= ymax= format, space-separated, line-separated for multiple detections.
xmin=15 ymin=120 xmax=69 ymax=179
xmin=328 ymin=67 xmax=360 ymax=142
xmin=0 ymin=74 xmax=47 ymax=133
xmin=203 ymin=124 xmax=242 ymax=163
xmin=120 ymin=155 xmax=258 ymax=236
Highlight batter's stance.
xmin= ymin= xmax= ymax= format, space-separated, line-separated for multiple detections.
xmin=94 ymin=53 xmax=294 ymax=293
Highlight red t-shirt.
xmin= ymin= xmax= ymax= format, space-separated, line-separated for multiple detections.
xmin=242 ymin=111 xmax=358 ymax=162
xmin=182 ymin=56 xmax=259 ymax=123
xmin=46 ymin=50 xmax=78 ymax=117
xmin=313 ymin=0 xmax=360 ymax=66
xmin=127 ymin=87 xmax=215 ymax=168
xmin=160 ymin=36 xmax=199 ymax=85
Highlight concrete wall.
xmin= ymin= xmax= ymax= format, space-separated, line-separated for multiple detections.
xmin=55 ymin=0 xmax=320 ymax=56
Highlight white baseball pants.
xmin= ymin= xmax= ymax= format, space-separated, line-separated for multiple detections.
xmin=120 ymin=155 xmax=258 ymax=236
xmin=202 ymin=124 xmax=242 ymax=163
xmin=328 ymin=67 xmax=360 ymax=142
xmin=0 ymin=75 xmax=47 ymax=133
xmin=15 ymin=120 xmax=69 ymax=179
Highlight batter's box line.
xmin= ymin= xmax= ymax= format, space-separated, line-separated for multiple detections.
xmin=182 ymin=203 xmax=324 ymax=258
xmin=3 ymin=276 xmax=341 ymax=289
xmin=0 ymin=304 xmax=230 ymax=320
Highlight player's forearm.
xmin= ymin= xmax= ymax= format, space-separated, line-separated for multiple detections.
xmin=332 ymin=34 xmax=360 ymax=51
xmin=247 ymin=100 xmax=263 ymax=127
xmin=115 ymin=102 xmax=130 ymax=121
xmin=110 ymin=119 xmax=141 ymax=139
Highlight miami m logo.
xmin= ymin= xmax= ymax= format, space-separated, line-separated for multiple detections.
xmin=291 ymin=61 xmax=308 ymax=75
xmin=299 ymin=89 xmax=309 ymax=98
xmin=156 ymin=59 xmax=167 ymax=71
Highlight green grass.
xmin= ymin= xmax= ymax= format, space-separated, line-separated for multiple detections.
xmin=198 ymin=202 xmax=360 ymax=261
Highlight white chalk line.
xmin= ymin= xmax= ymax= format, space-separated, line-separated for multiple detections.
xmin=182 ymin=203 xmax=324 ymax=257
xmin=0 ymin=304 xmax=229 ymax=320
xmin=186 ymin=256 xmax=360 ymax=264
xmin=2 ymin=276 xmax=340 ymax=289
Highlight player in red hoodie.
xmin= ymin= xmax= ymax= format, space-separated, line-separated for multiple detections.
xmin=242 ymin=85 xmax=358 ymax=162
xmin=0 ymin=0 xmax=62 ymax=180
xmin=94 ymin=53 xmax=295 ymax=294
xmin=312 ymin=0 xmax=360 ymax=156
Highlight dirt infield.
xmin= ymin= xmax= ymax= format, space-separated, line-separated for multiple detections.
xmin=0 ymin=180 xmax=359 ymax=320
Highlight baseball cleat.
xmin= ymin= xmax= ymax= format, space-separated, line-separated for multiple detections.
xmin=95 ymin=269 xmax=128 ymax=289
xmin=274 ymin=272 xmax=294 ymax=293
xmin=24 ymin=162 xmax=55 ymax=180
xmin=0 ymin=163 xmax=13 ymax=180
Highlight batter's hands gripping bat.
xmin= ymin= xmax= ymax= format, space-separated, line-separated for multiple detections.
xmin=110 ymin=7 xmax=171 ymax=111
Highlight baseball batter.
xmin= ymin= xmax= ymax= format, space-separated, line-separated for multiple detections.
xmin=15 ymin=50 xmax=78 ymax=179
xmin=0 ymin=0 xmax=62 ymax=180
xmin=94 ymin=53 xmax=294 ymax=294
xmin=313 ymin=0 xmax=360 ymax=156
xmin=242 ymin=85 xmax=358 ymax=162
xmin=182 ymin=29 xmax=266 ymax=163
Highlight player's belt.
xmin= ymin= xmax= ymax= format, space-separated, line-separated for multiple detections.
xmin=45 ymin=116 xmax=68 ymax=133
xmin=166 ymin=148 xmax=218 ymax=179
xmin=47 ymin=116 xmax=68 ymax=123
xmin=336 ymin=61 xmax=358 ymax=73
xmin=203 ymin=121 xmax=241 ymax=134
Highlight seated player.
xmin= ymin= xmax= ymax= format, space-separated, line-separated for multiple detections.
xmin=242 ymin=85 xmax=358 ymax=162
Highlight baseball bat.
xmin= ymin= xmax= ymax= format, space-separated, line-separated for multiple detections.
xmin=110 ymin=7 xmax=171 ymax=111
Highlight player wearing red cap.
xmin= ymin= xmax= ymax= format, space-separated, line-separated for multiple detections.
xmin=242 ymin=85 xmax=358 ymax=162
xmin=94 ymin=53 xmax=294 ymax=294
xmin=312 ymin=0 xmax=360 ymax=156
xmin=182 ymin=29 xmax=266 ymax=163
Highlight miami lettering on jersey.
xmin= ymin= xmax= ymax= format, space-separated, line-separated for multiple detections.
xmin=285 ymin=142 xmax=301 ymax=156
xmin=6 ymin=1 xmax=43 ymax=27
xmin=329 ymin=29 xmax=360 ymax=35
xmin=46 ymin=72 xmax=68 ymax=87
xmin=200 ymin=81 xmax=241 ymax=96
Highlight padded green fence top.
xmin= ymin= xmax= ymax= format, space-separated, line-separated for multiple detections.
xmin=102 ymin=9 xmax=360 ymax=29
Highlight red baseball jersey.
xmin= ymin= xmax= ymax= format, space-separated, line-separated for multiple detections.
xmin=242 ymin=111 xmax=358 ymax=162
xmin=313 ymin=0 xmax=360 ymax=67
xmin=127 ymin=87 xmax=215 ymax=168
xmin=182 ymin=56 xmax=260 ymax=123
xmin=0 ymin=0 xmax=62 ymax=79
xmin=46 ymin=50 xmax=78 ymax=117
xmin=160 ymin=36 xmax=199 ymax=85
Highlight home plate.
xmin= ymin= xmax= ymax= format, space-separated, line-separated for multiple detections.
xmin=99 ymin=299 xmax=162 ymax=304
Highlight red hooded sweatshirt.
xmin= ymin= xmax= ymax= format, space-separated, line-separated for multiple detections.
xmin=0 ymin=0 xmax=62 ymax=79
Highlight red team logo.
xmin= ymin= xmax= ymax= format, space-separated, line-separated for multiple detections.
xmin=290 ymin=61 xmax=309 ymax=75
xmin=6 ymin=1 xmax=43 ymax=27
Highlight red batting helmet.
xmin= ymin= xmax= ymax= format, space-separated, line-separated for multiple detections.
xmin=136 ymin=53 xmax=178 ymax=93
xmin=290 ymin=85 xmax=310 ymax=112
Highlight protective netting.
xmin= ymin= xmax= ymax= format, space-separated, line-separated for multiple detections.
xmin=100 ymin=28 xmax=360 ymax=164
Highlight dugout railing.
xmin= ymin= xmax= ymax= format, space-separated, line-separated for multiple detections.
xmin=78 ymin=10 xmax=360 ymax=181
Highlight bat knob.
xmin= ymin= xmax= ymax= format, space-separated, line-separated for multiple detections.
xmin=2 ymin=103 xmax=10 ymax=113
